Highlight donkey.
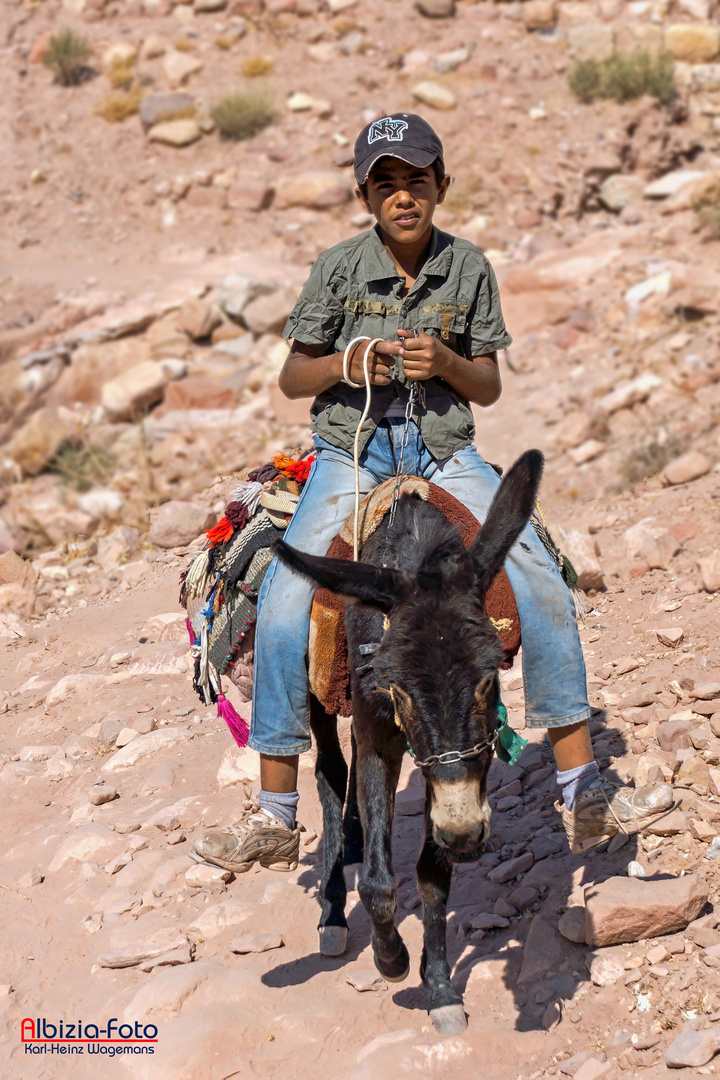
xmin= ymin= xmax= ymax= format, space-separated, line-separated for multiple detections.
xmin=275 ymin=449 xmax=544 ymax=1035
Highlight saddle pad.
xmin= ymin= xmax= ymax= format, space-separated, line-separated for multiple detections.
xmin=309 ymin=478 xmax=520 ymax=717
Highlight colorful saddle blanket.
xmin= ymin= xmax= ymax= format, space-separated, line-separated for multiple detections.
xmin=308 ymin=477 xmax=520 ymax=717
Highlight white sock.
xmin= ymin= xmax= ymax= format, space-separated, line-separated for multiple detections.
xmin=258 ymin=789 xmax=299 ymax=830
xmin=557 ymin=761 xmax=599 ymax=811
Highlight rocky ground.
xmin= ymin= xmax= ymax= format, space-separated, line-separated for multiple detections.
xmin=2 ymin=0 xmax=720 ymax=1076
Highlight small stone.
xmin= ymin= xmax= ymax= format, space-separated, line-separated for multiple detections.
xmin=589 ymin=951 xmax=625 ymax=986
xmin=147 ymin=119 xmax=202 ymax=147
xmin=243 ymin=287 xmax=299 ymax=336
xmin=574 ymin=1059 xmax=612 ymax=1080
xmin=89 ymin=782 xmax=117 ymax=806
xmin=471 ymin=912 xmax=510 ymax=931
xmin=104 ymin=853 xmax=133 ymax=875
xmin=506 ymin=886 xmax=540 ymax=911
xmin=101 ymin=361 xmax=167 ymax=421
xmin=493 ymin=897 xmax=517 ymax=918
xmin=542 ymin=998 xmax=562 ymax=1030
xmin=558 ymin=907 xmax=586 ymax=943
xmin=18 ymin=866 xmax=44 ymax=889
xmin=274 ymin=171 xmax=352 ymax=210
xmin=655 ymin=627 xmax=684 ymax=648
xmin=664 ymin=23 xmax=720 ymax=64
xmin=139 ymin=92 xmax=195 ymax=130
xmin=98 ymin=925 xmax=188 ymax=969
xmin=663 ymin=451 xmax=712 ymax=486
xmin=229 ymin=931 xmax=284 ymax=954
xmin=149 ymin=502 xmax=214 ymax=548
xmin=187 ymin=900 xmax=253 ymax=941
xmin=163 ymin=50 xmax=203 ymax=88
xmin=135 ymin=715 xmax=157 ymax=735
xmin=115 ymin=727 xmax=139 ymax=749
xmin=646 ymin=942 xmax=670 ymax=965
xmin=411 ymin=82 xmax=457 ymax=111
xmin=559 ymin=1051 xmax=605 ymax=1077
xmin=522 ymin=0 xmax=556 ymax=29
xmin=9 ymin=407 xmax=80 ymax=478
xmin=185 ymin=864 xmax=232 ymax=888
xmin=585 ymin=874 xmax=709 ymax=947
xmin=558 ymin=529 xmax=604 ymax=592
xmin=664 ymin=1028 xmax=720 ymax=1068
xmin=627 ymin=861 xmax=646 ymax=878
xmin=699 ymin=551 xmax=720 ymax=593
xmin=488 ymin=851 xmax=534 ymax=884
xmin=598 ymin=174 xmax=645 ymax=212
xmin=178 ymin=298 xmax=222 ymax=341
xmin=644 ymin=533 xmax=681 ymax=571
xmin=345 ymin=968 xmax=387 ymax=992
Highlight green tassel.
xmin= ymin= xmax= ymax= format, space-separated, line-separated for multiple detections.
xmin=494 ymin=684 xmax=527 ymax=766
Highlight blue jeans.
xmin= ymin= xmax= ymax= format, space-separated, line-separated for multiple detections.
xmin=249 ymin=420 xmax=590 ymax=755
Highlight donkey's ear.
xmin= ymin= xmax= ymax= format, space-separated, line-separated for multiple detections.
xmin=468 ymin=450 xmax=544 ymax=593
xmin=274 ymin=540 xmax=406 ymax=613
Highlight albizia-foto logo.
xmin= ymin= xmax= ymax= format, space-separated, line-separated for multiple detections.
xmin=22 ymin=1018 xmax=158 ymax=1057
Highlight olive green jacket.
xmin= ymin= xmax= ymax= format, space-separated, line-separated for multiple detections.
xmin=283 ymin=225 xmax=512 ymax=460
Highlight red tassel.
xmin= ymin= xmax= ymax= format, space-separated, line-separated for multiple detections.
xmin=206 ymin=516 xmax=235 ymax=547
xmin=217 ymin=694 xmax=250 ymax=748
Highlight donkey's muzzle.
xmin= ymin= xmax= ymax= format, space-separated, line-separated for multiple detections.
xmin=432 ymin=819 xmax=490 ymax=860
xmin=429 ymin=780 xmax=491 ymax=859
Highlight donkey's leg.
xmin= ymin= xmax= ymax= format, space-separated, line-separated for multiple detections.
xmin=356 ymin=732 xmax=409 ymax=982
xmin=309 ymin=696 xmax=349 ymax=958
xmin=417 ymin=814 xmax=467 ymax=1035
xmin=342 ymin=728 xmax=364 ymax=892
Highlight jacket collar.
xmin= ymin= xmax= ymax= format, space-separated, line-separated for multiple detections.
xmin=362 ymin=225 xmax=453 ymax=284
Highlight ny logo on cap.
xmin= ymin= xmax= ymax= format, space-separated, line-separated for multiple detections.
xmin=368 ymin=118 xmax=408 ymax=144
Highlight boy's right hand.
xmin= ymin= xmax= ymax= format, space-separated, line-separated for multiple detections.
xmin=345 ymin=339 xmax=401 ymax=387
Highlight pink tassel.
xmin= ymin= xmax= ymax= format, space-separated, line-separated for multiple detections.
xmin=217 ymin=694 xmax=250 ymax=748
xmin=186 ymin=617 xmax=195 ymax=644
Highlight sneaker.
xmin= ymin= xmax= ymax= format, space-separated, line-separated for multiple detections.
xmin=191 ymin=803 xmax=302 ymax=873
xmin=557 ymin=779 xmax=674 ymax=855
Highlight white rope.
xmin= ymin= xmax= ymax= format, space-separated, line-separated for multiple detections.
xmin=341 ymin=336 xmax=383 ymax=560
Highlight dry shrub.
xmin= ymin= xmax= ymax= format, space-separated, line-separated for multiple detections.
xmin=42 ymin=28 xmax=92 ymax=87
xmin=107 ymin=60 xmax=135 ymax=90
xmin=48 ymin=443 xmax=114 ymax=492
xmin=241 ymin=55 xmax=273 ymax=77
xmin=210 ymin=90 xmax=274 ymax=140
xmin=620 ymin=435 xmax=685 ymax=486
xmin=569 ymin=50 xmax=675 ymax=106
xmin=173 ymin=37 xmax=193 ymax=52
xmin=216 ymin=34 xmax=237 ymax=50
xmin=95 ymin=88 xmax=143 ymax=123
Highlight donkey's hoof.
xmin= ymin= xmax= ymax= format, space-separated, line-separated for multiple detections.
xmin=374 ymin=942 xmax=410 ymax=983
xmin=318 ymin=926 xmax=348 ymax=957
xmin=343 ymin=862 xmax=363 ymax=892
xmin=430 ymin=1005 xmax=467 ymax=1035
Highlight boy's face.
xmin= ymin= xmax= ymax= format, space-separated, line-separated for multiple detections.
xmin=356 ymin=158 xmax=450 ymax=247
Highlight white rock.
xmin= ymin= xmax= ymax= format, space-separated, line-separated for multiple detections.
xmin=163 ymin=50 xmax=203 ymax=88
xmin=185 ymin=864 xmax=232 ymax=888
xmin=48 ymin=823 xmax=125 ymax=873
xmin=644 ymin=170 xmax=708 ymax=198
xmin=98 ymin=924 xmax=189 ymax=968
xmin=624 ymin=274 xmax=671 ymax=306
xmin=229 ymin=931 xmax=284 ymax=953
xmin=45 ymin=673 xmax=105 ymax=709
xmin=101 ymin=361 xmax=168 ymax=422
xmin=115 ymin=727 xmax=140 ymax=749
xmin=411 ymin=81 xmax=457 ymax=110
xmin=101 ymin=727 xmax=192 ymax=773
xmin=595 ymin=374 xmax=662 ymax=415
xmin=217 ymin=746 xmax=260 ymax=788
xmin=345 ymin=967 xmax=387 ymax=991
xmin=122 ymin=961 xmax=221 ymax=1023
xmin=589 ymin=951 xmax=625 ymax=986
xmin=187 ymin=900 xmax=254 ymax=942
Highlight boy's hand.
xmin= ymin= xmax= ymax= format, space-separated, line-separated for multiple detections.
xmin=345 ymin=338 xmax=401 ymax=387
xmin=397 ymin=330 xmax=451 ymax=382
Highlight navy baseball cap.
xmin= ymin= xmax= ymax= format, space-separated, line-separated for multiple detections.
xmin=353 ymin=113 xmax=445 ymax=185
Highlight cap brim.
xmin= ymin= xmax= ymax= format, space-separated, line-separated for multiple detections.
xmin=354 ymin=146 xmax=439 ymax=185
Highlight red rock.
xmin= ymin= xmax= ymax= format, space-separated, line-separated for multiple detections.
xmin=549 ymin=324 xmax=581 ymax=351
xmin=585 ymin=874 xmax=708 ymax=947
xmin=29 ymin=32 xmax=51 ymax=63
xmin=670 ymin=523 xmax=700 ymax=544
xmin=657 ymin=718 xmax=692 ymax=753
xmin=154 ymin=377 xmax=236 ymax=418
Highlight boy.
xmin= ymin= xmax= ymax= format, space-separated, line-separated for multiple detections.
xmin=193 ymin=114 xmax=672 ymax=872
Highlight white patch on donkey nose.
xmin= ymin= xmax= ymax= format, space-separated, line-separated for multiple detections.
xmin=430 ymin=780 xmax=490 ymax=836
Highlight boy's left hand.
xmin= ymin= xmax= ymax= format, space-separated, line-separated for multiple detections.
xmin=397 ymin=329 xmax=451 ymax=381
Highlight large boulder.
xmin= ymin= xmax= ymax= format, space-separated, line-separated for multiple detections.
xmin=665 ymin=23 xmax=720 ymax=63
xmin=274 ymin=171 xmax=352 ymax=210
xmin=101 ymin=361 xmax=168 ymax=421
xmin=149 ymin=501 xmax=214 ymax=548
xmin=218 ymin=273 xmax=277 ymax=320
xmin=242 ymin=286 xmax=299 ymax=335
xmin=9 ymin=406 xmax=80 ymax=477
xmin=585 ymin=875 xmax=708 ymax=946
